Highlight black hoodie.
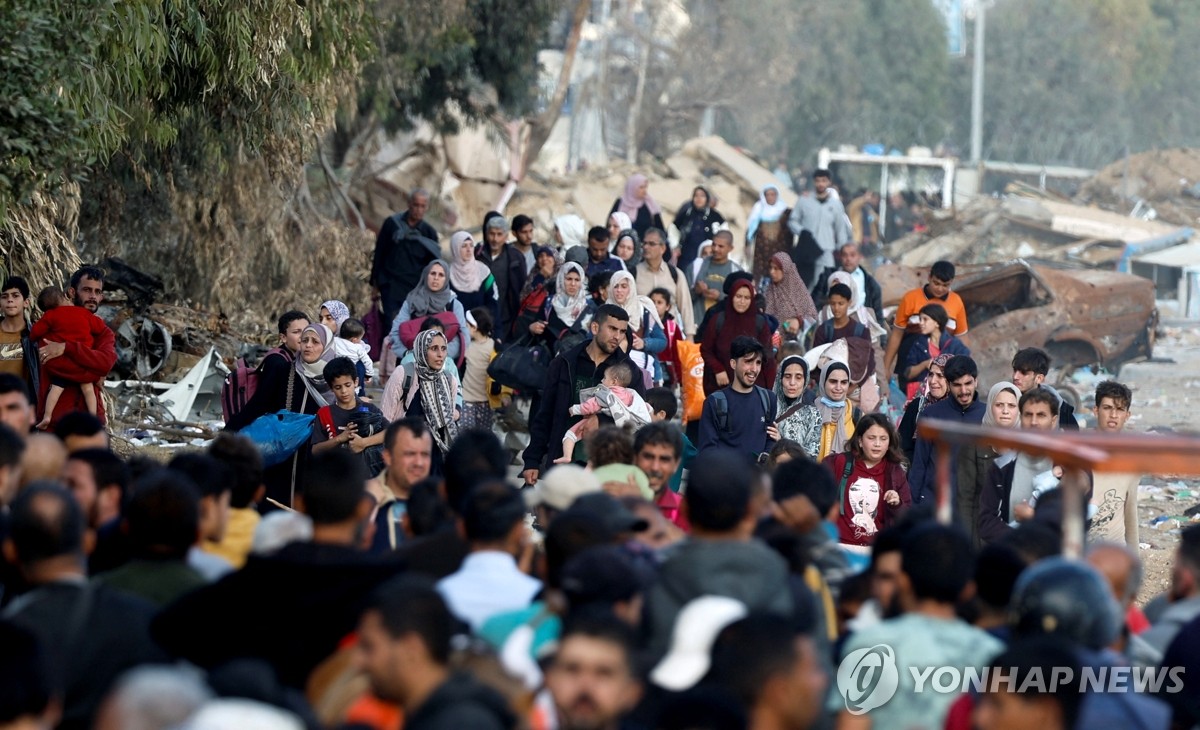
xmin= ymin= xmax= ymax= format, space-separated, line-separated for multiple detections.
xmin=405 ymin=672 xmax=515 ymax=730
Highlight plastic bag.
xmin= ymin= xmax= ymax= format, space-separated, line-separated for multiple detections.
xmin=241 ymin=410 xmax=317 ymax=467
xmin=677 ymin=340 xmax=705 ymax=424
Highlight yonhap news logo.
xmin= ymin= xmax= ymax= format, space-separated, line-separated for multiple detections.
xmin=837 ymin=644 xmax=899 ymax=714
xmin=836 ymin=643 xmax=1186 ymax=715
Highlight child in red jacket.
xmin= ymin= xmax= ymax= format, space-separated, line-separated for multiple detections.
xmin=31 ymin=287 xmax=104 ymax=428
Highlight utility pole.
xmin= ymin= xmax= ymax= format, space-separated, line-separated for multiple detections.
xmin=969 ymin=0 xmax=986 ymax=164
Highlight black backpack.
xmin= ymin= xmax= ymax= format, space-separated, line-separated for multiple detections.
xmin=710 ymin=386 xmax=772 ymax=433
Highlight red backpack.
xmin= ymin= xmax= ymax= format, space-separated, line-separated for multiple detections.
xmin=221 ymin=348 xmax=285 ymax=422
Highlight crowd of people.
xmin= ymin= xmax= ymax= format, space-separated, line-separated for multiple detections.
xmin=0 ymin=171 xmax=1193 ymax=730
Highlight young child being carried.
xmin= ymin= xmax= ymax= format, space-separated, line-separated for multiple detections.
xmin=31 ymin=287 xmax=104 ymax=429
xmin=555 ymin=362 xmax=652 ymax=464
xmin=333 ymin=318 xmax=376 ymax=396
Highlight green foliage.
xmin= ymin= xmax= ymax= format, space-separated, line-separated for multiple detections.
xmin=360 ymin=0 xmax=558 ymax=134
xmin=0 ymin=0 xmax=372 ymax=217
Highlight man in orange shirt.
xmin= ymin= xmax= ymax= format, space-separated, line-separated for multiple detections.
xmin=883 ymin=260 xmax=970 ymax=392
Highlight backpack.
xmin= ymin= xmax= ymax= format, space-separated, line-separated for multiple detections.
xmin=821 ymin=319 xmax=866 ymax=343
xmin=221 ymin=348 xmax=285 ymax=422
xmin=710 ymin=386 xmax=772 ymax=434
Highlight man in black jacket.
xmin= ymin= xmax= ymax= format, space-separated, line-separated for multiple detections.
xmin=0 ymin=277 xmax=40 ymax=407
xmin=371 ymin=189 xmax=441 ymax=327
xmin=478 ymin=215 xmax=528 ymax=340
xmin=1011 ymin=347 xmax=1079 ymax=430
xmin=812 ymin=243 xmax=884 ymax=324
xmin=522 ymin=305 xmax=646 ymax=484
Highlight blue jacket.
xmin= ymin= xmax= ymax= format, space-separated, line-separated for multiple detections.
xmin=903 ymin=332 xmax=969 ymax=384
xmin=909 ymin=397 xmax=986 ymax=505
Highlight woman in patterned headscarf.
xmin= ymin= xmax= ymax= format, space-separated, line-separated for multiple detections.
xmin=382 ymin=328 xmax=460 ymax=474
xmin=318 ymin=301 xmax=350 ymax=332
xmin=763 ymin=251 xmax=818 ymax=341
xmin=897 ymin=352 xmax=953 ymax=462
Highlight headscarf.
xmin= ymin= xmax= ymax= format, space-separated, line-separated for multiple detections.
xmin=611 ymin=229 xmax=642 ymax=266
xmin=320 ymin=300 xmax=350 ymax=332
xmin=448 ymin=231 xmax=493 ymax=293
xmin=982 ymin=381 xmax=1022 ymax=428
xmin=609 ymin=212 xmax=632 ymax=233
xmin=405 ymin=260 xmax=456 ymax=317
xmin=607 ymin=270 xmax=662 ymax=333
xmin=676 ymin=186 xmax=716 ymax=230
xmin=555 ymin=214 xmax=587 ymax=250
xmin=746 ymin=184 xmax=788 ymax=241
xmin=917 ymin=352 xmax=954 ymax=414
xmin=817 ymin=361 xmax=852 ymax=454
xmin=819 ymin=270 xmax=888 ymax=339
xmin=552 ymin=262 xmax=591 ymax=327
xmin=774 ymin=355 xmax=811 ymax=409
xmin=763 ymin=252 xmax=818 ymax=325
xmin=295 ymin=324 xmax=335 ymax=405
xmin=617 ymin=173 xmax=661 ymax=219
xmin=412 ymin=329 xmax=458 ymax=455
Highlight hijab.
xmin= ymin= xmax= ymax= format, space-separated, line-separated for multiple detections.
xmin=555 ymin=214 xmax=587 ymax=250
xmin=817 ymin=361 xmax=852 ymax=453
xmin=819 ymin=270 xmax=888 ymax=339
xmin=609 ymin=212 xmax=632 ymax=233
xmin=295 ymin=324 xmax=335 ymax=404
xmin=320 ymin=300 xmax=350 ymax=332
xmin=917 ymin=352 xmax=954 ymax=413
xmin=412 ymin=329 xmax=458 ymax=455
xmin=611 ymin=229 xmax=642 ymax=266
xmin=677 ymin=186 xmax=715 ymax=227
xmin=747 ymin=184 xmax=789 ymax=241
xmin=982 ymin=381 xmax=1022 ymax=428
xmin=406 ymin=260 xmax=456 ymax=316
xmin=553 ymin=262 xmax=591 ymax=327
xmin=618 ymin=173 xmax=661 ymax=219
xmin=774 ymin=355 xmax=811 ymax=409
xmin=448 ymin=231 xmax=493 ymax=293
xmin=764 ymin=252 xmax=818 ymax=324
xmin=607 ymin=270 xmax=661 ymax=333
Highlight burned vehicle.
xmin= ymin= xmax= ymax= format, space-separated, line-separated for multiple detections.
xmin=946 ymin=260 xmax=1156 ymax=390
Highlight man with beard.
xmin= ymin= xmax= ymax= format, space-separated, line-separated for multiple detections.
xmin=371 ymin=189 xmax=441 ymax=327
xmin=545 ymin=614 xmax=643 ymax=730
xmin=36 ymin=267 xmax=116 ymax=429
xmin=523 ymin=305 xmax=646 ymax=484
xmin=633 ymin=422 xmax=688 ymax=531
xmin=908 ymin=355 xmax=985 ymax=507
xmin=698 ymin=336 xmax=777 ymax=458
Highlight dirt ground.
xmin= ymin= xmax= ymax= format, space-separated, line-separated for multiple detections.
xmin=1097 ymin=320 xmax=1200 ymax=604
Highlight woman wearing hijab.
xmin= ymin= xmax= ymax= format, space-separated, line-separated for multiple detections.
xmin=610 ymin=173 xmax=665 ymax=240
xmin=763 ymin=252 xmax=818 ymax=341
xmin=389 ymin=260 xmax=468 ymax=364
xmin=542 ymin=262 xmax=595 ymax=351
xmin=815 ymin=360 xmax=861 ymax=461
xmin=673 ymin=186 xmax=724 ymax=272
xmin=318 ymin=300 xmax=350 ymax=333
xmin=897 ymin=352 xmax=952 ymax=462
xmin=608 ymin=212 xmax=632 ymax=246
xmin=555 ymin=213 xmax=589 ymax=268
xmin=515 ymin=246 xmax=561 ymax=342
xmin=769 ymin=355 xmax=821 ymax=459
xmin=746 ymin=184 xmax=793 ymax=279
xmin=447 ymin=231 xmax=499 ymax=330
xmin=611 ymin=229 xmax=642 ymax=273
xmin=381 ymin=328 xmax=460 ymax=475
xmin=698 ymin=278 xmax=776 ymax=395
xmin=959 ymin=381 xmax=1021 ymax=548
xmin=607 ymin=270 xmax=666 ymax=387
xmin=816 ymin=271 xmax=887 ymax=340
xmin=689 ymin=240 xmax=713 ymax=285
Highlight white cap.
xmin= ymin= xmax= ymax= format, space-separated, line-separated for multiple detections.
xmin=524 ymin=464 xmax=601 ymax=511
xmin=649 ymin=595 xmax=748 ymax=691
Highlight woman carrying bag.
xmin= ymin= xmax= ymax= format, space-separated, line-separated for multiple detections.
xmin=382 ymin=328 xmax=460 ymax=476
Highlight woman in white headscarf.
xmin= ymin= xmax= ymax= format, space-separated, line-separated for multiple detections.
xmin=816 ymin=270 xmax=887 ymax=339
xmin=542 ymin=262 xmax=595 ymax=353
xmin=607 ymin=270 xmax=666 ymax=387
xmin=961 ymin=381 xmax=1021 ymax=548
xmin=608 ymin=212 xmax=632 ymax=245
xmin=747 ymin=183 xmax=793 ymax=279
xmin=447 ymin=231 xmax=499 ymax=329
xmin=555 ymin=214 xmax=589 ymax=269
xmin=815 ymin=360 xmax=862 ymax=461
xmin=294 ymin=323 xmax=336 ymax=408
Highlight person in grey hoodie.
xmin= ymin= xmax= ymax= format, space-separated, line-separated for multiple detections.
xmin=642 ymin=449 xmax=793 ymax=659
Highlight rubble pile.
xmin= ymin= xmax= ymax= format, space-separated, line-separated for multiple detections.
xmin=1077 ymin=147 xmax=1200 ymax=227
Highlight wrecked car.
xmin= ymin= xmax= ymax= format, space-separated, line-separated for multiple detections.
xmin=880 ymin=260 xmax=1157 ymax=391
